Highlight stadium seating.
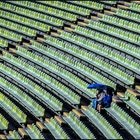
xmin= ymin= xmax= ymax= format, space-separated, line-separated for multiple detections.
xmin=26 ymin=124 xmax=45 ymax=139
xmin=0 ymin=114 xmax=9 ymax=130
xmin=0 ymin=38 xmax=8 ymax=48
xmin=35 ymin=38 xmax=117 ymax=89
xmin=63 ymin=112 xmax=95 ymax=139
xmin=0 ymin=92 xmax=27 ymax=124
xmin=115 ymin=9 xmax=140 ymax=22
xmin=8 ymin=1 xmax=78 ymax=21
xmin=23 ymin=41 xmax=97 ymax=98
xmin=129 ymin=2 xmax=140 ymax=12
xmin=0 ymin=1 xmax=139 ymax=139
xmin=101 ymin=15 xmax=140 ymax=34
xmin=106 ymin=103 xmax=140 ymax=139
xmin=45 ymin=117 xmax=69 ymax=139
xmin=0 ymin=58 xmax=63 ymax=111
xmin=88 ymin=20 xmax=140 ymax=44
xmin=0 ymin=10 xmax=51 ymax=32
xmin=7 ymin=130 xmax=21 ymax=139
xmin=0 ymin=76 xmax=45 ymax=117
xmin=124 ymin=91 xmax=140 ymax=115
xmin=68 ymin=1 xmax=104 ymax=10
xmin=39 ymin=1 xmax=91 ymax=16
xmin=59 ymin=31 xmax=135 ymax=85
xmin=82 ymin=106 xmax=123 ymax=139
xmin=0 ymin=27 xmax=23 ymax=42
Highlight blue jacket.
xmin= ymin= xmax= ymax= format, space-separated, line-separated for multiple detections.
xmin=102 ymin=95 xmax=112 ymax=107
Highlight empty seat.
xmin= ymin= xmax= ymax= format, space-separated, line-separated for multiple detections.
xmin=63 ymin=111 xmax=95 ymax=139
xmin=0 ymin=92 xmax=27 ymax=124
xmin=44 ymin=117 xmax=69 ymax=139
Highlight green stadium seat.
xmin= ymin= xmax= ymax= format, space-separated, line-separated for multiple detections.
xmin=0 ymin=38 xmax=8 ymax=48
xmin=63 ymin=112 xmax=95 ymax=139
xmin=88 ymin=20 xmax=140 ymax=45
xmin=0 ymin=10 xmax=51 ymax=32
xmin=8 ymin=1 xmax=78 ymax=21
xmin=129 ymin=2 xmax=140 ymax=12
xmin=69 ymin=1 xmax=104 ymax=10
xmin=116 ymin=8 xmax=140 ymax=22
xmin=0 ymin=113 xmax=9 ymax=130
xmin=0 ymin=76 xmax=45 ymax=117
xmin=124 ymin=91 xmax=140 ymax=115
xmin=26 ymin=124 xmax=45 ymax=139
xmin=81 ymin=106 xmax=122 ymax=139
xmin=106 ymin=103 xmax=140 ymax=139
xmin=39 ymin=1 xmax=91 ymax=16
xmin=101 ymin=14 xmax=140 ymax=34
xmin=0 ymin=18 xmax=37 ymax=37
xmin=7 ymin=130 xmax=21 ymax=140
xmin=0 ymin=62 xmax=63 ymax=112
xmin=44 ymin=117 xmax=69 ymax=139
xmin=0 ymin=92 xmax=27 ymax=124
xmin=0 ymin=27 xmax=22 ymax=42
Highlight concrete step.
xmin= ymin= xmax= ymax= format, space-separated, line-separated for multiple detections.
xmin=36 ymin=121 xmax=46 ymax=132
xmin=18 ymin=128 xmax=28 ymax=139
xmin=72 ymin=109 xmax=85 ymax=119
xmin=54 ymin=116 xmax=66 ymax=126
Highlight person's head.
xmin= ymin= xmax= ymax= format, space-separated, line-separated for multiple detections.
xmin=98 ymin=89 xmax=104 ymax=94
xmin=107 ymin=88 xmax=113 ymax=96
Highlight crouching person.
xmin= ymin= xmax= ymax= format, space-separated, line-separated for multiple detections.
xmin=92 ymin=89 xmax=106 ymax=110
xmin=92 ymin=89 xmax=113 ymax=112
xmin=97 ymin=90 xmax=113 ymax=112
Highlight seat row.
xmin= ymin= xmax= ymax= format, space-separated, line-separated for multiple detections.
xmin=27 ymin=41 xmax=97 ymax=98
xmin=124 ymin=91 xmax=140 ymax=115
xmin=60 ymin=31 xmax=135 ymax=85
xmin=101 ymin=14 xmax=140 ymax=34
xmin=0 ymin=27 xmax=22 ymax=42
xmin=116 ymin=8 xmax=140 ymax=22
xmin=88 ymin=20 xmax=140 ymax=44
xmin=0 ymin=38 xmax=8 ymax=48
xmin=39 ymin=1 xmax=91 ymax=16
xmin=0 ymin=18 xmax=37 ymax=37
xmin=63 ymin=112 xmax=95 ymax=139
xmin=0 ymin=113 xmax=9 ymax=130
xmin=69 ymin=1 xmax=104 ymax=10
xmin=8 ymin=1 xmax=78 ymax=21
xmin=0 ymin=10 xmax=50 ymax=32
xmin=74 ymin=24 xmax=140 ymax=57
xmin=0 ymin=54 xmax=63 ymax=112
xmin=0 ymin=75 xmax=45 ymax=117
xmin=45 ymin=118 xmax=69 ymax=139
xmin=7 ymin=130 xmax=21 ymax=139
xmin=26 ymin=124 xmax=45 ymax=139
xmin=75 ymin=23 xmax=140 ymax=73
xmin=15 ymin=47 xmax=81 ymax=105
xmin=2 ymin=51 xmax=80 ymax=105
xmin=74 ymin=25 xmax=139 ymax=58
xmin=58 ymin=32 xmax=139 ymax=78
xmin=70 ymin=29 xmax=139 ymax=73
xmin=0 ymin=3 xmax=64 ymax=27
xmin=0 ymin=92 xmax=27 ymax=124
xmin=106 ymin=103 xmax=140 ymax=139
xmin=129 ymin=2 xmax=140 ymax=12
xmin=82 ymin=106 xmax=122 ymax=139
xmin=31 ymin=40 xmax=117 ymax=89
xmin=75 ymin=24 xmax=140 ymax=60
